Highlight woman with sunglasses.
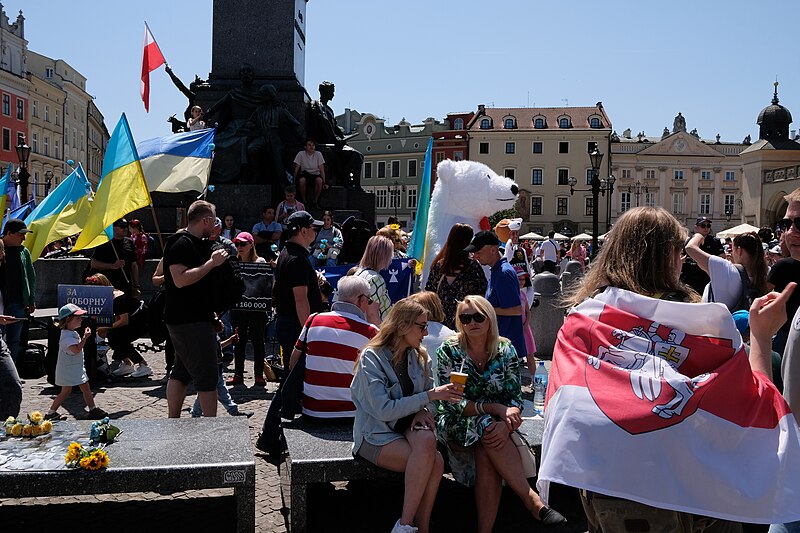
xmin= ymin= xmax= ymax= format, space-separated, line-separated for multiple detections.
xmin=685 ymin=231 xmax=768 ymax=312
xmin=226 ymin=232 xmax=269 ymax=386
xmin=355 ymin=235 xmax=394 ymax=325
xmin=351 ymin=298 xmax=462 ymax=533
xmin=434 ymin=295 xmax=566 ymax=531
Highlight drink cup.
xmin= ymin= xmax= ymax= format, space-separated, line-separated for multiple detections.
xmin=449 ymin=371 xmax=468 ymax=392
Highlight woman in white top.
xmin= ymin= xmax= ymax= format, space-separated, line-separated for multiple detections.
xmin=356 ymin=235 xmax=394 ymax=325
xmin=685 ymin=231 xmax=768 ymax=311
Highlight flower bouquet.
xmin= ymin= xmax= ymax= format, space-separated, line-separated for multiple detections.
xmin=4 ymin=411 xmax=53 ymax=438
xmin=89 ymin=417 xmax=120 ymax=444
xmin=65 ymin=441 xmax=109 ymax=470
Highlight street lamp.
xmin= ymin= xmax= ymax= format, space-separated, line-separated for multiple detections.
xmin=390 ymin=180 xmax=406 ymax=221
xmin=44 ymin=170 xmax=55 ymax=197
xmin=628 ymin=180 xmax=649 ymax=207
xmin=567 ymin=148 xmax=611 ymax=261
xmin=605 ymin=174 xmax=616 ymax=230
xmin=15 ymin=138 xmax=31 ymax=202
xmin=725 ymin=205 xmax=733 ymax=223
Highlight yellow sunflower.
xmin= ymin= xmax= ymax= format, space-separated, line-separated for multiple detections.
xmin=41 ymin=420 xmax=53 ymax=433
xmin=11 ymin=423 xmax=22 ymax=436
xmin=28 ymin=411 xmax=44 ymax=425
xmin=21 ymin=425 xmax=32 ymax=437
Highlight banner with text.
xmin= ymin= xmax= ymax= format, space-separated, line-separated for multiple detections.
xmin=57 ymin=284 xmax=115 ymax=325
xmin=234 ymin=262 xmax=274 ymax=312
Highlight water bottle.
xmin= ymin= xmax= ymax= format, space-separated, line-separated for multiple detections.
xmin=533 ymin=361 xmax=548 ymax=414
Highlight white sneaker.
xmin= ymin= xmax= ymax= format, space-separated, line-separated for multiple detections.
xmin=112 ymin=362 xmax=135 ymax=376
xmin=131 ymin=364 xmax=153 ymax=378
xmin=390 ymin=519 xmax=418 ymax=533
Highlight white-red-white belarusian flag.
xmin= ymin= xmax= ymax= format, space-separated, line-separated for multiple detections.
xmin=537 ymin=287 xmax=800 ymax=524
xmin=140 ymin=22 xmax=166 ymax=113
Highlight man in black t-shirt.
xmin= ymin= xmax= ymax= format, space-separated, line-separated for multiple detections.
xmin=89 ymin=219 xmax=139 ymax=297
xmin=163 ymin=200 xmax=228 ymax=418
xmin=681 ymin=217 xmax=724 ymax=295
xmin=769 ymin=188 xmax=800 ymax=356
xmin=257 ymin=210 xmax=323 ymax=455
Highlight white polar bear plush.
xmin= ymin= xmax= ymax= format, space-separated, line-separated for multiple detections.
xmin=420 ymin=159 xmax=519 ymax=286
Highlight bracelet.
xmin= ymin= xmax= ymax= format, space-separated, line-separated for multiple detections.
xmin=476 ymin=401 xmax=485 ymax=415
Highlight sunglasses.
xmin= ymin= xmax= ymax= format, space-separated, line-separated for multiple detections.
xmin=777 ymin=217 xmax=800 ymax=232
xmin=413 ymin=321 xmax=429 ymax=332
xmin=696 ymin=223 xmax=711 ymax=229
xmin=359 ymin=294 xmax=375 ymax=305
xmin=234 ymin=241 xmax=251 ymax=247
xmin=459 ymin=312 xmax=486 ymax=325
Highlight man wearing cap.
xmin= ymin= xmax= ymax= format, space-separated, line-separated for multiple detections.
xmin=680 ymin=217 xmax=724 ymax=295
xmin=256 ymin=210 xmax=324 ymax=455
xmin=89 ymin=218 xmax=139 ymax=297
xmin=1 ymin=219 xmax=35 ymax=363
xmin=466 ymin=230 xmax=527 ymax=368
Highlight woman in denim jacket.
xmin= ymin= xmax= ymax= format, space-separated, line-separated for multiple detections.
xmin=351 ymin=298 xmax=462 ymax=533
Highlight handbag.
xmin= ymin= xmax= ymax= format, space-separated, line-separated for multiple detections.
xmin=510 ymin=430 xmax=537 ymax=478
xmin=279 ymin=313 xmax=318 ymax=420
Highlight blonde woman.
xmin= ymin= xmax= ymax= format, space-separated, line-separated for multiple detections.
xmin=568 ymin=239 xmax=587 ymax=272
xmin=351 ymin=299 xmax=462 ymax=533
xmin=355 ymin=235 xmax=394 ymax=324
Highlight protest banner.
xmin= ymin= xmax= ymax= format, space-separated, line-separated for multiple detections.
xmin=57 ymin=284 xmax=115 ymax=325
xmin=234 ymin=262 xmax=274 ymax=312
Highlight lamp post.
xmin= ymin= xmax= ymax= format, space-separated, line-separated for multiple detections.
xmin=725 ymin=205 xmax=733 ymax=223
xmin=44 ymin=170 xmax=54 ymax=197
xmin=629 ymin=180 xmax=648 ymax=207
xmin=568 ymin=148 xmax=607 ymax=261
xmin=390 ymin=180 xmax=405 ymax=221
xmin=605 ymin=174 xmax=615 ymax=230
xmin=15 ymin=138 xmax=31 ymax=202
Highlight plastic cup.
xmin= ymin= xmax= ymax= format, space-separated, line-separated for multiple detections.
xmin=450 ymin=371 xmax=468 ymax=392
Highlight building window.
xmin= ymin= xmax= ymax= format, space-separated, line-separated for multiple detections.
xmin=479 ymin=142 xmax=489 ymax=154
xmin=505 ymin=142 xmax=515 ymax=154
xmin=724 ymin=194 xmax=735 ymax=214
xmin=672 ymin=192 xmax=685 ymax=214
xmin=622 ymin=169 xmax=631 ymax=179
xmin=453 ymin=118 xmax=464 ymax=130
xmin=556 ymin=197 xmax=569 ymax=216
xmin=530 ymin=196 xmax=542 ymax=215
xmin=2 ymin=128 xmax=9 ymax=151
xmin=453 ymin=151 xmax=463 ymax=161
xmin=534 ymin=117 xmax=545 ymax=129
xmin=559 ymin=141 xmax=569 ymax=154
xmin=644 ymin=192 xmax=656 ymax=207
xmin=585 ymin=197 xmax=594 ymax=216
xmin=407 ymin=186 xmax=418 ymax=209
xmin=377 ymin=161 xmax=386 ymax=179
xmin=435 ymin=152 xmax=445 ymax=164
xmin=620 ymin=191 xmax=631 ymax=213
xmin=559 ymin=117 xmax=571 ymax=128
xmin=586 ymin=168 xmax=594 ymax=185
xmin=2 ymin=95 xmax=8 ymax=116
xmin=531 ymin=168 xmax=543 ymax=185
xmin=701 ymin=170 xmax=712 ymax=180
xmin=391 ymin=160 xmax=400 ymax=178
xmin=700 ymin=193 xmax=712 ymax=215
xmin=44 ymin=137 xmax=49 ymax=157
xmin=504 ymin=118 xmax=515 ymax=129
xmin=363 ymin=162 xmax=373 ymax=179
xmin=32 ymin=100 xmax=38 ymax=118
xmin=646 ymin=169 xmax=656 ymax=180
xmin=54 ymin=139 xmax=60 ymax=160
xmin=590 ymin=117 xmax=602 ymax=128
xmin=558 ymin=168 xmax=569 ymax=185
xmin=504 ymin=168 xmax=515 ymax=180
xmin=533 ymin=142 xmax=543 ymax=154
xmin=725 ymin=171 xmax=735 ymax=181
xmin=587 ymin=141 xmax=598 ymax=153
xmin=375 ymin=188 xmax=388 ymax=209
xmin=55 ymin=110 xmax=59 ymax=126
xmin=16 ymin=99 xmax=23 ymax=120
xmin=45 ymin=67 xmax=54 ymax=78
xmin=674 ymin=170 xmax=684 ymax=180
xmin=407 ymin=159 xmax=417 ymax=177
xmin=480 ymin=118 xmax=491 ymax=129
xmin=389 ymin=188 xmax=401 ymax=209
xmin=17 ymin=132 xmax=24 ymax=146
xmin=31 ymin=132 xmax=38 ymax=153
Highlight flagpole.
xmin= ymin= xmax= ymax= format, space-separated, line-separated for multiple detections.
xmin=110 ymin=240 xmax=130 ymax=285
xmin=149 ymin=203 xmax=165 ymax=253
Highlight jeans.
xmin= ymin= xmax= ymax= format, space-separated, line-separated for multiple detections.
xmin=190 ymin=371 xmax=239 ymax=417
xmin=230 ymin=310 xmax=267 ymax=378
xmin=259 ymin=315 xmax=302 ymax=447
xmin=770 ymin=522 xmax=800 ymax=532
xmin=0 ymin=337 xmax=22 ymax=419
xmin=220 ymin=311 xmax=234 ymax=359
xmin=2 ymin=302 xmax=26 ymax=363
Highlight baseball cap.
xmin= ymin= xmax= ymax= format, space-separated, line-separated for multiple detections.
xmin=113 ymin=218 xmax=129 ymax=228
xmin=286 ymin=210 xmax=323 ymax=232
xmin=695 ymin=217 xmax=712 ymax=226
xmin=3 ymin=218 xmax=31 ymax=235
xmin=233 ymin=231 xmax=254 ymax=244
xmin=464 ymin=230 xmax=501 ymax=253
xmin=731 ymin=310 xmax=749 ymax=334
xmin=58 ymin=303 xmax=87 ymax=321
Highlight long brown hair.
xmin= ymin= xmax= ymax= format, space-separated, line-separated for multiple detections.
xmin=733 ymin=232 xmax=768 ymax=296
xmin=359 ymin=298 xmax=428 ymax=375
xmin=565 ymin=207 xmax=699 ymax=307
xmin=430 ymin=223 xmax=474 ymax=275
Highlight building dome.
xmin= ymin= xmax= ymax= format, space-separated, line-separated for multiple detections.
xmin=758 ymin=82 xmax=792 ymax=140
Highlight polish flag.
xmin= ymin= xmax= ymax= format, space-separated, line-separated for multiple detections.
xmin=537 ymin=287 xmax=800 ymax=524
xmin=140 ymin=22 xmax=165 ymax=113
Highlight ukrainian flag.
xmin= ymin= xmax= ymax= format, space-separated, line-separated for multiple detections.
xmin=23 ymin=164 xmax=108 ymax=261
xmin=0 ymin=164 xmax=11 ymax=221
xmin=73 ymin=114 xmax=151 ymax=251
xmin=407 ymin=137 xmax=433 ymax=275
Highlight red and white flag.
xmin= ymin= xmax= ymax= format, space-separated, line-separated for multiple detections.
xmin=537 ymin=287 xmax=800 ymax=524
xmin=140 ymin=22 xmax=165 ymax=113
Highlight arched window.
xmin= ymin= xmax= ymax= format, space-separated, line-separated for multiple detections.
xmin=590 ymin=117 xmax=601 ymax=128
xmin=559 ymin=117 xmax=571 ymax=128
xmin=504 ymin=117 xmax=515 ymax=129
xmin=534 ymin=117 xmax=545 ymax=129
xmin=480 ymin=118 xmax=491 ymax=129
xmin=453 ymin=118 xmax=464 ymax=130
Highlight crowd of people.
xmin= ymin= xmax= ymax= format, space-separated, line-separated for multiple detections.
xmin=2 ymin=181 xmax=800 ymax=531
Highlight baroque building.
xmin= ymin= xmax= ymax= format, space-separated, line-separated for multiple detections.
xmin=0 ymin=6 xmax=30 ymax=178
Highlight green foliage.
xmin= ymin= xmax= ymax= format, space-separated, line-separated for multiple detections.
xmin=488 ymin=208 xmax=519 ymax=228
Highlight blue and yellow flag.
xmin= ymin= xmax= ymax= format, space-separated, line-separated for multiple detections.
xmin=407 ymin=137 xmax=433 ymax=275
xmin=23 ymin=164 xmax=107 ymax=261
xmin=73 ymin=114 xmax=151 ymax=251
xmin=0 ymin=164 xmax=11 ymax=222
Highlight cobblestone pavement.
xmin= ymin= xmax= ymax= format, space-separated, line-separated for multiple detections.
xmin=2 ymin=342 xmax=587 ymax=532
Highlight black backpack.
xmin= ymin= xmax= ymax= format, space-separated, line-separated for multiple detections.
xmin=708 ymin=263 xmax=758 ymax=313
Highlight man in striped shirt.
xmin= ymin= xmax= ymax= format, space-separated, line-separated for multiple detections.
xmin=289 ymin=276 xmax=379 ymax=419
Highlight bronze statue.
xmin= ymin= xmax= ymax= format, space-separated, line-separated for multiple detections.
xmin=164 ymin=63 xmax=209 ymax=133
xmin=305 ymin=81 xmax=364 ymax=190
xmin=672 ymin=112 xmax=686 ymax=133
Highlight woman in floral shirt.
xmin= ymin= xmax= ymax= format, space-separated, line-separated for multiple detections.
xmin=355 ymin=235 xmax=394 ymax=325
xmin=425 ymin=224 xmax=488 ymax=330
xmin=435 ymin=295 xmax=566 ymax=531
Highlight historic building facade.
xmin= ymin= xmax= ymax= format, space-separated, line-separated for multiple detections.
xmin=27 ymin=70 xmax=65 ymax=199
xmin=0 ymin=7 xmax=30 ymax=177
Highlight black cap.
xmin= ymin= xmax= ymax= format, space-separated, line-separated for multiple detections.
xmin=695 ymin=217 xmax=712 ymax=225
xmin=113 ymin=218 xmax=129 ymax=227
xmin=464 ymin=230 xmax=501 ymax=253
xmin=286 ymin=210 xmax=323 ymax=232
xmin=3 ymin=218 xmax=31 ymax=235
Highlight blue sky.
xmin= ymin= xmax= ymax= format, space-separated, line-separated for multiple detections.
xmin=17 ymin=1 xmax=800 ymax=146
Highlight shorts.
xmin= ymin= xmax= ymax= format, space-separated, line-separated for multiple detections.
xmin=167 ymin=322 xmax=219 ymax=392
xmin=356 ymin=440 xmax=385 ymax=466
